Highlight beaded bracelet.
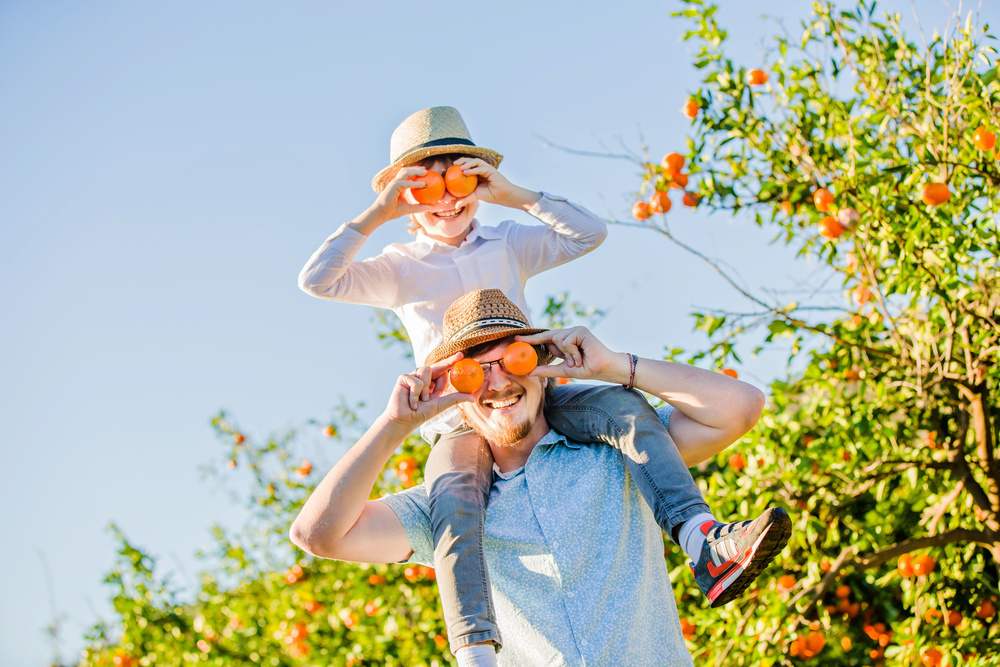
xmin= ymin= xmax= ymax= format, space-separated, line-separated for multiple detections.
xmin=623 ymin=353 xmax=638 ymax=391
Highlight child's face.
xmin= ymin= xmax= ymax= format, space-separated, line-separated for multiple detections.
xmin=410 ymin=156 xmax=478 ymax=246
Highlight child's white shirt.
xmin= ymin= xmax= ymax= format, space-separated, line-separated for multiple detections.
xmin=298 ymin=192 xmax=608 ymax=436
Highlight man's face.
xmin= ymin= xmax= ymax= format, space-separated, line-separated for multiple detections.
xmin=457 ymin=338 xmax=546 ymax=447
xmin=409 ymin=157 xmax=479 ymax=245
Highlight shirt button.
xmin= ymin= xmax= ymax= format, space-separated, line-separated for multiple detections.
xmin=581 ymin=639 xmax=588 ymax=647
xmin=538 ymin=507 xmax=546 ymax=514
xmin=551 ymin=541 xmax=559 ymax=548
xmin=567 ymin=591 xmax=575 ymax=598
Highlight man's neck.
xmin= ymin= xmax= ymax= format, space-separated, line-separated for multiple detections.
xmin=489 ymin=415 xmax=550 ymax=473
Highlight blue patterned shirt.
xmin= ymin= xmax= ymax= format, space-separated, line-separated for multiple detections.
xmin=380 ymin=408 xmax=693 ymax=666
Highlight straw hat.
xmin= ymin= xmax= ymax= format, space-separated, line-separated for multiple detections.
xmin=424 ymin=289 xmax=547 ymax=366
xmin=371 ymin=106 xmax=503 ymax=194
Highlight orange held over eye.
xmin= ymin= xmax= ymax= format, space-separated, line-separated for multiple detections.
xmin=746 ymin=69 xmax=769 ymax=86
xmin=444 ymin=164 xmax=477 ymax=198
xmin=650 ymin=190 xmax=672 ymax=214
xmin=450 ymin=358 xmax=484 ymax=393
xmin=972 ymin=126 xmax=996 ymax=151
xmin=406 ymin=170 xmax=446 ymax=205
xmin=503 ymin=341 xmax=538 ymax=375
xmin=921 ymin=182 xmax=951 ymax=207
xmin=632 ymin=201 xmax=653 ymax=220
xmin=813 ymin=188 xmax=835 ymax=212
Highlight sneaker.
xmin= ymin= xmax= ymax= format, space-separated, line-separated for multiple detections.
xmin=690 ymin=507 xmax=791 ymax=608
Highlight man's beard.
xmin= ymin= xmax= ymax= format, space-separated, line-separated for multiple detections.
xmin=461 ymin=387 xmax=543 ymax=447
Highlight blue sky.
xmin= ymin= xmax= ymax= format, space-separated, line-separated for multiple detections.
xmin=1 ymin=2 xmax=992 ymax=665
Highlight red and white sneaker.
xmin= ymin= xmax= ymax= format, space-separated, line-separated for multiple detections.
xmin=690 ymin=507 xmax=791 ymax=608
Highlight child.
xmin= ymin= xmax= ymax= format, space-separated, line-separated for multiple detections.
xmin=298 ymin=106 xmax=790 ymax=666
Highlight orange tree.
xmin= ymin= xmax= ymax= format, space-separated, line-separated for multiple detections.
xmin=625 ymin=1 xmax=999 ymax=664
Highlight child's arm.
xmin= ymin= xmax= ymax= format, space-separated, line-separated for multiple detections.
xmin=453 ymin=158 xmax=608 ymax=276
xmin=297 ymin=166 xmax=435 ymax=307
xmin=519 ymin=327 xmax=765 ymax=467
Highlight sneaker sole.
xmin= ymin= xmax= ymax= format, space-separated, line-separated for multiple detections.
xmin=709 ymin=507 xmax=792 ymax=608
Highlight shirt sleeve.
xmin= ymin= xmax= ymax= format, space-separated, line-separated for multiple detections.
xmin=376 ymin=485 xmax=435 ymax=566
xmin=506 ymin=193 xmax=608 ymax=278
xmin=297 ymin=223 xmax=399 ymax=309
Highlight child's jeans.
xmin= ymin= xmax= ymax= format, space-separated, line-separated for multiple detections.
xmin=423 ymin=382 xmax=712 ymax=655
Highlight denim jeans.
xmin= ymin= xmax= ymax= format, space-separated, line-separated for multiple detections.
xmin=423 ymin=382 xmax=711 ymax=654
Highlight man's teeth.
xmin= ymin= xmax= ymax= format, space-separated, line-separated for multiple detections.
xmin=485 ymin=396 xmax=519 ymax=409
xmin=435 ymin=209 xmax=462 ymax=219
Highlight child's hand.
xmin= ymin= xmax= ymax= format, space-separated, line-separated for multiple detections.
xmin=373 ymin=166 xmax=439 ymax=220
xmin=452 ymin=157 xmax=541 ymax=211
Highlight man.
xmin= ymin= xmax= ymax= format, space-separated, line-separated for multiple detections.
xmin=291 ymin=289 xmax=790 ymax=666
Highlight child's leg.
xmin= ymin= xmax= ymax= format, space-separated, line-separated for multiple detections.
xmin=424 ymin=427 xmax=501 ymax=657
xmin=544 ymin=383 xmax=791 ymax=607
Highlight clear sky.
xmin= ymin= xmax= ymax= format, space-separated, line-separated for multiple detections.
xmin=2 ymin=2 xmax=991 ymax=665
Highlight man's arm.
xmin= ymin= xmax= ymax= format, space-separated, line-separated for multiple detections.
xmin=518 ymin=328 xmax=764 ymax=467
xmin=290 ymin=355 xmax=471 ymax=563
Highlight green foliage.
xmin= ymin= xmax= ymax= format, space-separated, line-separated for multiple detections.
xmin=631 ymin=1 xmax=1000 ymax=664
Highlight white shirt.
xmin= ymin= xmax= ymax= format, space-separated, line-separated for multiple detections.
xmin=298 ymin=192 xmax=608 ymax=367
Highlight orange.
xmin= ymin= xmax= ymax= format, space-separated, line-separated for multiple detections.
xmin=234 ymin=433 xmax=245 ymax=445
xmin=776 ymin=574 xmax=796 ymax=593
xmin=662 ymin=152 xmax=685 ymax=174
xmin=746 ymin=69 xmax=769 ymax=85
xmin=921 ymin=182 xmax=951 ymax=206
xmin=946 ymin=609 xmax=962 ymax=626
xmin=853 ymin=285 xmax=872 ymax=305
xmin=721 ymin=368 xmax=738 ymax=379
xmin=650 ymin=190 xmax=672 ymax=214
xmin=503 ymin=341 xmax=538 ymax=375
xmin=977 ymin=599 xmax=996 ymax=619
xmin=368 ymin=574 xmax=387 ymax=585
xmin=728 ymin=452 xmax=746 ymax=471
xmin=450 ymin=358 xmax=484 ymax=393
xmin=921 ymin=648 xmax=942 ymax=666
xmin=406 ymin=170 xmax=446 ymax=205
xmin=818 ymin=216 xmax=844 ymax=239
xmin=806 ymin=631 xmax=826 ymax=655
xmin=396 ymin=456 xmax=418 ymax=472
xmin=781 ymin=201 xmax=793 ymax=215
xmin=972 ymin=126 xmax=996 ymax=151
xmin=364 ymin=601 xmax=379 ymax=616
xmin=323 ymin=425 xmax=336 ymax=437
xmin=680 ymin=618 xmax=696 ymax=638
xmin=682 ymin=191 xmax=700 ymax=207
xmin=444 ymin=164 xmax=478 ymax=198
xmin=912 ymin=553 xmax=935 ymax=576
xmin=296 ymin=460 xmax=312 ymax=476
xmin=835 ymin=584 xmax=851 ymax=599
xmin=682 ymin=100 xmax=699 ymax=119
xmin=813 ymin=188 xmax=835 ymax=212
xmin=632 ymin=201 xmax=653 ymax=220
xmin=897 ymin=553 xmax=915 ymax=578
xmin=669 ymin=171 xmax=689 ymax=189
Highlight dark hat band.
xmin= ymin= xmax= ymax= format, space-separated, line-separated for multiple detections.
xmin=410 ymin=137 xmax=476 ymax=151
xmin=448 ymin=317 xmax=528 ymax=342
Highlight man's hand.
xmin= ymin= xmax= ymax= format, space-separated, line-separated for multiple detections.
xmin=383 ymin=353 xmax=474 ymax=430
xmin=451 ymin=157 xmax=541 ymax=211
xmin=515 ymin=327 xmax=630 ymax=385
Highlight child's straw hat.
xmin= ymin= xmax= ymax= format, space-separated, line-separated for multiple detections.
xmin=371 ymin=106 xmax=503 ymax=194
xmin=424 ymin=289 xmax=546 ymax=366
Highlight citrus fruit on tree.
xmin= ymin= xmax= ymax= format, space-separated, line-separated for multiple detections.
xmin=818 ymin=216 xmax=844 ymax=239
xmin=650 ymin=190 xmax=672 ymax=214
xmin=444 ymin=164 xmax=477 ymax=198
xmin=682 ymin=191 xmax=700 ymax=207
xmin=682 ymin=99 xmax=699 ymax=119
xmin=897 ymin=553 xmax=915 ymax=577
xmin=669 ymin=171 xmax=689 ymax=189
xmin=813 ymin=188 xmax=835 ymax=212
xmin=632 ymin=201 xmax=653 ymax=220
xmin=972 ymin=126 xmax=995 ymax=151
xmin=912 ymin=553 xmax=935 ymax=576
xmin=661 ymin=152 xmax=685 ymax=174
xmin=503 ymin=342 xmax=538 ymax=376
xmin=746 ymin=69 xmax=768 ymax=85
xmin=450 ymin=358 xmax=484 ymax=393
xmin=921 ymin=182 xmax=950 ymax=206
xmin=406 ymin=170 xmax=446 ymax=205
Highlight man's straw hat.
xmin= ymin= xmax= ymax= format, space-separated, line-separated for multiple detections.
xmin=424 ymin=289 xmax=546 ymax=366
xmin=371 ymin=106 xmax=503 ymax=194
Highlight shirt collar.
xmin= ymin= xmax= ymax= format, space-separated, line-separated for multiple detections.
xmin=492 ymin=429 xmax=582 ymax=479
xmin=411 ymin=219 xmax=502 ymax=258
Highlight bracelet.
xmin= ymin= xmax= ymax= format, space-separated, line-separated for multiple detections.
xmin=623 ymin=353 xmax=638 ymax=391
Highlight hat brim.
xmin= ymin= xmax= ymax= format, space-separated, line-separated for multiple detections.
xmin=424 ymin=325 xmax=547 ymax=367
xmin=372 ymin=145 xmax=503 ymax=194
